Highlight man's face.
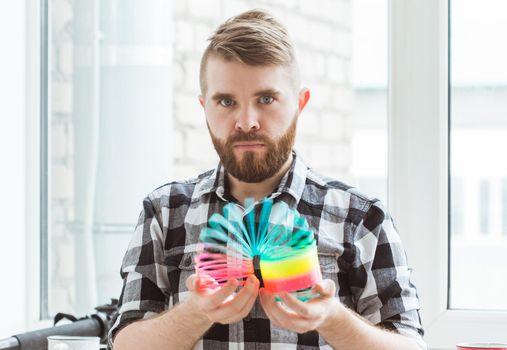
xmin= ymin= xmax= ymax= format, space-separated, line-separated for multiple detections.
xmin=199 ymin=56 xmax=309 ymax=183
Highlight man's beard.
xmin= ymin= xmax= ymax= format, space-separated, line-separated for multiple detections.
xmin=208 ymin=115 xmax=298 ymax=183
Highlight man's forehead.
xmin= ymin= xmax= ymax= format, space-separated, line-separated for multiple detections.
xmin=205 ymin=56 xmax=293 ymax=95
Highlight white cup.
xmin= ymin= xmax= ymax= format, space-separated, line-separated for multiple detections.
xmin=47 ymin=336 xmax=100 ymax=350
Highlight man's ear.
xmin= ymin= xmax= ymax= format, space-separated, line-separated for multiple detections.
xmin=298 ymin=88 xmax=310 ymax=112
xmin=198 ymin=95 xmax=205 ymax=108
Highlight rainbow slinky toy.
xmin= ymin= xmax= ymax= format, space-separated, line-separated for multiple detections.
xmin=195 ymin=198 xmax=322 ymax=301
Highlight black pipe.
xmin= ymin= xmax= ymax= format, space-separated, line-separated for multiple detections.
xmin=0 ymin=299 xmax=117 ymax=350
xmin=0 ymin=316 xmax=103 ymax=350
xmin=0 ymin=337 xmax=19 ymax=350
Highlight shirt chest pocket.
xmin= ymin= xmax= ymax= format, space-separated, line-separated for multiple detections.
xmin=176 ymin=252 xmax=197 ymax=289
xmin=178 ymin=251 xmax=197 ymax=271
xmin=318 ymin=253 xmax=340 ymax=295
xmin=164 ymin=251 xmax=197 ymax=298
xmin=318 ymin=253 xmax=339 ymax=273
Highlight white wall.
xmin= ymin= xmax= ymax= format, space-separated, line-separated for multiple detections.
xmin=0 ymin=0 xmax=27 ymax=337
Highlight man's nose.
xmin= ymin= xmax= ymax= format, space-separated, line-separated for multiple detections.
xmin=235 ymin=105 xmax=260 ymax=132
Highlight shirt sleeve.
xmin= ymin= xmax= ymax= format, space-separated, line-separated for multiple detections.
xmin=107 ymin=196 xmax=171 ymax=348
xmin=349 ymin=199 xmax=427 ymax=349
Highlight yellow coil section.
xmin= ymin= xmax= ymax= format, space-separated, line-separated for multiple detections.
xmin=259 ymin=245 xmax=319 ymax=279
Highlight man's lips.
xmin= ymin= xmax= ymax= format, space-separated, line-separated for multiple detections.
xmin=233 ymin=142 xmax=265 ymax=151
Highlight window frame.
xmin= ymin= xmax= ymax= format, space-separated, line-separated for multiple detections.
xmin=388 ymin=0 xmax=507 ymax=349
xmin=26 ymin=0 xmax=52 ymax=331
xmin=39 ymin=0 xmax=50 ymax=322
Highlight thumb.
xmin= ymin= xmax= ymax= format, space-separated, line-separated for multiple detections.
xmin=313 ymin=279 xmax=336 ymax=298
xmin=186 ymin=274 xmax=198 ymax=291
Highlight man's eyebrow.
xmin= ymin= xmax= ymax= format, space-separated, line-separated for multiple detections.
xmin=211 ymin=92 xmax=234 ymax=101
xmin=210 ymin=89 xmax=281 ymax=101
xmin=254 ymin=89 xmax=280 ymax=96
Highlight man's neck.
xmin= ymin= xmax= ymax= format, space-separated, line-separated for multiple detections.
xmin=227 ymin=153 xmax=294 ymax=205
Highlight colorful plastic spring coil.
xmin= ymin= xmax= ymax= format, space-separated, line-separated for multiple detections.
xmin=195 ymin=198 xmax=322 ymax=301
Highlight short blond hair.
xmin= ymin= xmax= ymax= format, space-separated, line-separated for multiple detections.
xmin=199 ymin=9 xmax=300 ymax=96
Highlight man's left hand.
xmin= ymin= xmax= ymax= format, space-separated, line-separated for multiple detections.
xmin=259 ymin=279 xmax=343 ymax=334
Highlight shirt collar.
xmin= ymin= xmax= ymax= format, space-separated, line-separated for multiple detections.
xmin=272 ymin=150 xmax=308 ymax=204
xmin=192 ymin=150 xmax=309 ymax=204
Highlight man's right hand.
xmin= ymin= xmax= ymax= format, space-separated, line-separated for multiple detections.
xmin=184 ymin=274 xmax=260 ymax=324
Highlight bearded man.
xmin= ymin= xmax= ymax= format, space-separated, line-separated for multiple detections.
xmin=109 ymin=9 xmax=426 ymax=350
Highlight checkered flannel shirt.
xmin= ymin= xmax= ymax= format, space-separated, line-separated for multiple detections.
xmin=108 ymin=152 xmax=426 ymax=349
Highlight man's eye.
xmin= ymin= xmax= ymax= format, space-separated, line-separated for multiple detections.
xmin=219 ymin=98 xmax=234 ymax=107
xmin=259 ymin=96 xmax=274 ymax=104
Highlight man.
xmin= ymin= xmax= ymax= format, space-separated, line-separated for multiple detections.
xmin=109 ymin=9 xmax=426 ymax=350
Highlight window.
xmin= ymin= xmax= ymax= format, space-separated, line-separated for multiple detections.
xmin=449 ymin=0 xmax=507 ymax=311
xmin=390 ymin=0 xmax=507 ymax=348
xmin=45 ymin=0 xmax=173 ymax=317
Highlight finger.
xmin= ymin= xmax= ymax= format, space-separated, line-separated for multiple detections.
xmin=259 ymin=289 xmax=285 ymax=328
xmin=265 ymin=296 xmax=315 ymax=333
xmin=187 ymin=274 xmax=219 ymax=293
xmin=208 ymin=276 xmax=259 ymax=322
xmin=266 ymin=294 xmax=302 ymax=320
xmin=260 ymin=290 xmax=322 ymax=333
xmin=215 ymin=290 xmax=258 ymax=324
xmin=238 ymin=282 xmax=259 ymax=314
xmin=233 ymin=275 xmax=259 ymax=310
xmin=279 ymin=292 xmax=313 ymax=318
xmin=311 ymin=279 xmax=336 ymax=298
xmin=263 ymin=292 xmax=316 ymax=333
xmin=186 ymin=274 xmax=198 ymax=291
xmin=202 ymin=279 xmax=239 ymax=310
xmin=259 ymin=288 xmax=275 ymax=309
xmin=196 ymin=274 xmax=220 ymax=291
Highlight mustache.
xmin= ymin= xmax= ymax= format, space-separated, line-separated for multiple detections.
xmin=226 ymin=132 xmax=271 ymax=145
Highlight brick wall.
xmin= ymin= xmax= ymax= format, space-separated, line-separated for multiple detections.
xmin=172 ymin=0 xmax=353 ymax=181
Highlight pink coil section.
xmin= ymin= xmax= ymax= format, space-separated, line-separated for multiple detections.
xmin=195 ymin=252 xmax=254 ymax=289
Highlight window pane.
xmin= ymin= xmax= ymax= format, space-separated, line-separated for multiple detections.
xmin=449 ymin=0 xmax=507 ymax=310
xmin=48 ymin=0 xmax=172 ymax=316
xmin=349 ymin=0 xmax=388 ymax=203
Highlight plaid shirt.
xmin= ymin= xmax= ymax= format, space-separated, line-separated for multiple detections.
xmin=108 ymin=152 xmax=426 ymax=349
